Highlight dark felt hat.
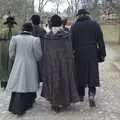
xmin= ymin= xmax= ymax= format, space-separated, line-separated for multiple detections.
xmin=22 ymin=22 xmax=33 ymax=32
xmin=76 ymin=9 xmax=89 ymax=16
xmin=50 ymin=14 xmax=62 ymax=27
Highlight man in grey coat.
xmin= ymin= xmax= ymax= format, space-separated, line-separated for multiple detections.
xmin=71 ymin=9 xmax=106 ymax=107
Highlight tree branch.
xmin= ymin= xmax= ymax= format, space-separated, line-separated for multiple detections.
xmin=39 ymin=0 xmax=49 ymax=12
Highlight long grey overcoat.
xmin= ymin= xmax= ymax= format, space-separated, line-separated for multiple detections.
xmin=6 ymin=33 xmax=42 ymax=92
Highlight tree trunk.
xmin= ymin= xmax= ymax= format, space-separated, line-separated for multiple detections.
xmin=57 ymin=4 xmax=59 ymax=14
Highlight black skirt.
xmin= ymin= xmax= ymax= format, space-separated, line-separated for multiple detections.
xmin=9 ymin=92 xmax=36 ymax=115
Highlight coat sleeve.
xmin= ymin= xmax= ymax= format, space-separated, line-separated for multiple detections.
xmin=70 ymin=25 xmax=76 ymax=52
xmin=97 ymin=24 xmax=106 ymax=58
xmin=9 ymin=36 xmax=16 ymax=60
xmin=33 ymin=37 xmax=42 ymax=61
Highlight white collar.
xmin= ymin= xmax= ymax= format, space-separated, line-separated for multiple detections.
xmin=52 ymin=27 xmax=63 ymax=34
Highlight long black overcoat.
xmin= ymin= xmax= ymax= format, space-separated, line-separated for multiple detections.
xmin=71 ymin=17 xmax=106 ymax=87
xmin=32 ymin=25 xmax=46 ymax=83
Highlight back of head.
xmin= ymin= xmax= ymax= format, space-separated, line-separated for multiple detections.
xmin=76 ymin=9 xmax=89 ymax=16
xmin=50 ymin=14 xmax=62 ymax=27
xmin=76 ymin=9 xmax=91 ymax=21
xmin=31 ymin=15 xmax=40 ymax=25
xmin=22 ymin=22 xmax=33 ymax=32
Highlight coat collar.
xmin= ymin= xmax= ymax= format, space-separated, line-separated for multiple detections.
xmin=21 ymin=31 xmax=32 ymax=35
xmin=51 ymin=27 xmax=63 ymax=34
xmin=76 ymin=16 xmax=91 ymax=22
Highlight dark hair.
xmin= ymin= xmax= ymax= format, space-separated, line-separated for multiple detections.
xmin=31 ymin=15 xmax=40 ymax=25
xmin=22 ymin=23 xmax=33 ymax=32
xmin=50 ymin=14 xmax=62 ymax=27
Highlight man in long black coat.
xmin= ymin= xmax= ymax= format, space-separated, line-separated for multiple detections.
xmin=71 ymin=9 xmax=106 ymax=107
xmin=31 ymin=15 xmax=46 ymax=83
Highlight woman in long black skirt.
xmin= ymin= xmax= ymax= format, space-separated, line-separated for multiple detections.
xmin=6 ymin=23 xmax=42 ymax=115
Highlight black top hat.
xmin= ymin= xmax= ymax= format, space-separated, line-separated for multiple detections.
xmin=76 ymin=9 xmax=89 ymax=16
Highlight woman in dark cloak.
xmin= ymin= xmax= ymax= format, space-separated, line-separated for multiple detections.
xmin=41 ymin=15 xmax=79 ymax=112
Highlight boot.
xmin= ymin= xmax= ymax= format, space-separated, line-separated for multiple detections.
xmin=89 ymin=92 xmax=96 ymax=107
xmin=51 ymin=105 xmax=61 ymax=113
xmin=80 ymin=96 xmax=84 ymax=102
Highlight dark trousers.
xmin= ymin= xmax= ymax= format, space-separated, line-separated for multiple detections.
xmin=78 ymin=86 xmax=96 ymax=97
xmin=37 ymin=62 xmax=42 ymax=83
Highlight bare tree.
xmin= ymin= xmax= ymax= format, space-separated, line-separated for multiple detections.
xmin=0 ymin=0 xmax=34 ymax=19
xmin=38 ymin=0 xmax=50 ymax=13
xmin=66 ymin=0 xmax=100 ymax=18
xmin=50 ymin=0 xmax=63 ymax=14
xmin=66 ymin=0 xmax=79 ymax=17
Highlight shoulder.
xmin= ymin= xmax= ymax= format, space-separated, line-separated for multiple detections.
xmin=70 ymin=21 xmax=81 ymax=31
xmin=11 ymin=35 xmax=19 ymax=39
xmin=32 ymin=36 xmax=40 ymax=45
xmin=29 ymin=35 xmax=37 ymax=39
xmin=10 ymin=35 xmax=19 ymax=42
xmin=22 ymin=34 xmax=39 ymax=40
xmin=59 ymin=30 xmax=71 ymax=40
xmin=89 ymin=20 xmax=100 ymax=27
xmin=71 ymin=22 xmax=77 ymax=28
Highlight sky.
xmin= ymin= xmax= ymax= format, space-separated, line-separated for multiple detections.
xmin=34 ymin=0 xmax=69 ymax=12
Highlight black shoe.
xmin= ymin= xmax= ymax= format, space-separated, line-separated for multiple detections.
xmin=80 ymin=96 xmax=84 ymax=102
xmin=61 ymin=104 xmax=70 ymax=111
xmin=27 ymin=104 xmax=33 ymax=110
xmin=17 ymin=111 xmax=26 ymax=116
xmin=1 ymin=81 xmax=7 ymax=89
xmin=89 ymin=95 xmax=96 ymax=107
xmin=51 ymin=105 xmax=61 ymax=113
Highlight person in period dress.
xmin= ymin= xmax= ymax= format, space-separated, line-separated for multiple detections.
xmin=71 ymin=9 xmax=106 ymax=107
xmin=41 ymin=15 xmax=79 ymax=112
xmin=6 ymin=23 xmax=42 ymax=115
xmin=31 ymin=14 xmax=46 ymax=83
